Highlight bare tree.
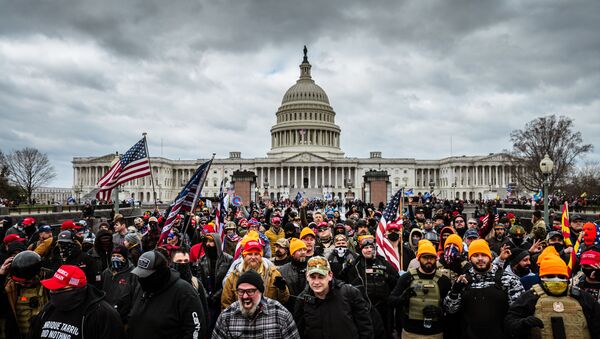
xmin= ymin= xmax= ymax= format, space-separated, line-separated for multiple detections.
xmin=5 ymin=148 xmax=56 ymax=204
xmin=509 ymin=115 xmax=593 ymax=193
xmin=563 ymin=161 xmax=600 ymax=197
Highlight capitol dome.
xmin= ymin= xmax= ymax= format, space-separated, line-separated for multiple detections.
xmin=267 ymin=47 xmax=344 ymax=159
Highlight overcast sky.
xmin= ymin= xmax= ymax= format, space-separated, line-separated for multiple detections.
xmin=1 ymin=0 xmax=598 ymax=187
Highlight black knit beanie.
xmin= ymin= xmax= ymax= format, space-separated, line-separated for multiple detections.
xmin=236 ymin=270 xmax=264 ymax=293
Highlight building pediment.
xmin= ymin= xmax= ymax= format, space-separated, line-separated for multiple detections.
xmin=282 ymin=152 xmax=330 ymax=164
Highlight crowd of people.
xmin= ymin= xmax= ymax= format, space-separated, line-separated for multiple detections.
xmin=0 ymin=196 xmax=600 ymax=338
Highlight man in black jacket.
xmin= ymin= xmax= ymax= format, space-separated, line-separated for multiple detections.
xmin=100 ymin=245 xmax=140 ymax=324
xmin=197 ymin=232 xmax=233 ymax=334
xmin=47 ymin=231 xmax=98 ymax=288
xmin=278 ymin=238 xmax=308 ymax=311
xmin=129 ymin=250 xmax=206 ymax=339
xmin=294 ymin=256 xmax=373 ymax=339
xmin=347 ymin=235 xmax=398 ymax=339
xmin=28 ymin=264 xmax=125 ymax=339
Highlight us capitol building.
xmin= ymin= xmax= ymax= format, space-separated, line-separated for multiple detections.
xmin=73 ymin=48 xmax=522 ymax=206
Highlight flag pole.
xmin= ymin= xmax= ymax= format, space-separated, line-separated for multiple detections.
xmin=142 ymin=132 xmax=159 ymax=211
xmin=113 ymin=151 xmax=120 ymax=214
xmin=399 ymin=187 xmax=404 ymax=271
xmin=182 ymin=153 xmax=216 ymax=246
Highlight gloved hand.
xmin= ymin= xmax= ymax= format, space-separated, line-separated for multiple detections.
xmin=273 ymin=276 xmax=287 ymax=290
xmin=423 ymin=305 xmax=442 ymax=319
xmin=451 ymin=275 xmax=469 ymax=294
xmin=399 ymin=287 xmax=416 ymax=303
xmin=523 ymin=316 xmax=544 ymax=329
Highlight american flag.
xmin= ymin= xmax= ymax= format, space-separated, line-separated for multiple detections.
xmin=376 ymin=188 xmax=403 ymax=271
xmin=158 ymin=160 xmax=212 ymax=244
xmin=96 ymin=138 xmax=151 ymax=201
xmin=215 ymin=179 xmax=228 ymax=245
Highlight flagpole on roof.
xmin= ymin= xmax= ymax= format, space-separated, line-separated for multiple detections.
xmin=142 ymin=132 xmax=159 ymax=212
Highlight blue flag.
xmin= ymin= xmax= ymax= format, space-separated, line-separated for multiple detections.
xmin=405 ymin=188 xmax=414 ymax=196
xmin=295 ymin=191 xmax=303 ymax=204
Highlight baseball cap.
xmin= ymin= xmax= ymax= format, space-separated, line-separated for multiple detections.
xmin=275 ymin=238 xmax=290 ymax=248
xmin=57 ymin=231 xmax=74 ymax=243
xmin=3 ymin=234 xmax=26 ymax=245
xmin=387 ymin=223 xmax=401 ymax=231
xmin=572 ymin=214 xmax=584 ymax=221
xmin=132 ymin=251 xmax=168 ymax=278
xmin=242 ymin=240 xmax=263 ymax=256
xmin=580 ymin=250 xmax=600 ymax=266
xmin=38 ymin=224 xmax=52 ymax=233
xmin=307 ymin=256 xmax=331 ymax=276
xmin=148 ymin=217 xmax=158 ymax=223
xmin=41 ymin=265 xmax=87 ymax=291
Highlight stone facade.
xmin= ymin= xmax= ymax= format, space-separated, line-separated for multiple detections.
xmin=72 ymin=49 xmax=523 ymax=206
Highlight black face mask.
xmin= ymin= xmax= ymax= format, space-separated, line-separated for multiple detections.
xmin=552 ymin=244 xmax=565 ymax=252
xmin=171 ymin=263 xmax=193 ymax=283
xmin=512 ymin=237 xmax=524 ymax=246
xmin=58 ymin=243 xmax=75 ymax=259
xmin=138 ymin=266 xmax=171 ymax=293
xmin=50 ymin=287 xmax=87 ymax=311
xmin=204 ymin=245 xmax=217 ymax=259
xmin=387 ymin=233 xmax=400 ymax=242
xmin=582 ymin=267 xmax=600 ymax=281
xmin=456 ymin=227 xmax=466 ymax=237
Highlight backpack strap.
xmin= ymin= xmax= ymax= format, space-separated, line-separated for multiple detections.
xmin=532 ymin=284 xmax=546 ymax=297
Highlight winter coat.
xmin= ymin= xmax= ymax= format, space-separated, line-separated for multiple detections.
xmin=128 ymin=270 xmax=206 ymax=339
xmin=197 ymin=233 xmax=233 ymax=303
xmin=100 ymin=262 xmax=141 ymax=323
xmin=221 ymin=260 xmax=289 ymax=310
xmin=294 ymin=279 xmax=374 ymax=339
xmin=27 ymin=285 xmax=125 ymax=339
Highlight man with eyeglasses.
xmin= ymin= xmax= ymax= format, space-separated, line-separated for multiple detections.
xmin=390 ymin=240 xmax=451 ymax=338
xmin=294 ymin=256 xmax=373 ymax=339
xmin=213 ymin=270 xmax=300 ymax=339
xmin=221 ymin=240 xmax=289 ymax=309
xmin=466 ymin=219 xmax=478 ymax=230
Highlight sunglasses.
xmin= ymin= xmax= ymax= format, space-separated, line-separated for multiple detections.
xmin=468 ymin=222 xmax=477 ymax=225
xmin=318 ymin=227 xmax=329 ymax=232
xmin=236 ymin=288 xmax=258 ymax=297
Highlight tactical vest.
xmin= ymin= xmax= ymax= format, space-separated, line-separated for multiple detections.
xmin=407 ymin=268 xmax=442 ymax=321
xmin=15 ymin=284 xmax=47 ymax=335
xmin=530 ymin=284 xmax=590 ymax=339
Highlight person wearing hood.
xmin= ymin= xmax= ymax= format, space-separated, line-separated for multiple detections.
xmin=100 ymin=245 xmax=140 ymax=324
xmin=27 ymin=265 xmax=125 ymax=339
xmin=327 ymin=234 xmax=358 ymax=283
xmin=141 ymin=216 xmax=160 ymax=251
xmin=128 ymin=250 xmax=206 ymax=339
xmin=197 ymin=232 xmax=233 ymax=334
xmin=437 ymin=234 xmax=469 ymax=282
xmin=48 ymin=231 xmax=98 ymax=289
xmin=222 ymin=221 xmax=240 ymax=257
xmin=488 ymin=223 xmax=510 ymax=255
xmin=436 ymin=226 xmax=456 ymax=255
xmin=87 ymin=229 xmax=113 ymax=287
xmin=407 ymin=228 xmax=423 ymax=254
xmin=170 ymin=248 xmax=209 ymax=338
